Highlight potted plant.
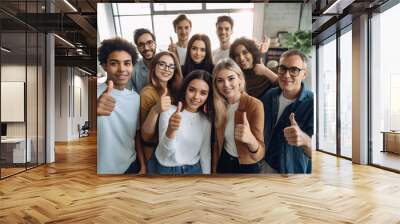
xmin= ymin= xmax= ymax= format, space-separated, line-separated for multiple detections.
xmin=281 ymin=30 xmax=312 ymax=58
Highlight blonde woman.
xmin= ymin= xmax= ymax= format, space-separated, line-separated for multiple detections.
xmin=140 ymin=51 xmax=183 ymax=174
xmin=212 ymin=58 xmax=265 ymax=173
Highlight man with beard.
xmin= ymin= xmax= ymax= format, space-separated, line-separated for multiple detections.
xmin=128 ymin=28 xmax=157 ymax=93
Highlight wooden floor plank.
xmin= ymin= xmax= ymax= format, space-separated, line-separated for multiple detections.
xmin=0 ymin=134 xmax=399 ymax=223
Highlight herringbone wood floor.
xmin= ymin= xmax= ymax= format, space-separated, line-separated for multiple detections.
xmin=1 ymin=134 xmax=400 ymax=223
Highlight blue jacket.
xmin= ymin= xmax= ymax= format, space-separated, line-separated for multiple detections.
xmin=260 ymin=83 xmax=314 ymax=173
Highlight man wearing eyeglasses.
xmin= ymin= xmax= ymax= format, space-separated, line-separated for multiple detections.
xmin=128 ymin=28 xmax=157 ymax=93
xmin=260 ymin=50 xmax=313 ymax=174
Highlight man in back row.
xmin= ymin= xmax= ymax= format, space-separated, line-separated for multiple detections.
xmin=168 ymin=14 xmax=192 ymax=65
xmin=128 ymin=28 xmax=157 ymax=93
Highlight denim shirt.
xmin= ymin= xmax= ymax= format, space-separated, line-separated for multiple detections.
xmin=260 ymin=83 xmax=314 ymax=174
xmin=127 ymin=58 xmax=149 ymax=93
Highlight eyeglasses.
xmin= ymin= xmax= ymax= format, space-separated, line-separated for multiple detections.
xmin=277 ymin=65 xmax=304 ymax=77
xmin=157 ymin=61 xmax=176 ymax=71
xmin=137 ymin=40 xmax=154 ymax=50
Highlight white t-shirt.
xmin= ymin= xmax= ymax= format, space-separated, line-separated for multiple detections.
xmin=212 ymin=48 xmax=230 ymax=64
xmin=156 ymin=105 xmax=211 ymax=174
xmin=97 ymin=83 xmax=140 ymax=174
xmin=224 ymin=102 xmax=239 ymax=157
xmin=276 ymin=93 xmax=296 ymax=125
xmin=177 ymin=46 xmax=187 ymax=66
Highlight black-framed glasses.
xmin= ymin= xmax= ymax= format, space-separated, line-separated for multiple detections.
xmin=277 ymin=65 xmax=304 ymax=77
xmin=137 ymin=40 xmax=154 ymax=50
xmin=157 ymin=61 xmax=176 ymax=71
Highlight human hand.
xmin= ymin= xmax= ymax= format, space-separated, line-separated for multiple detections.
xmin=168 ymin=36 xmax=177 ymax=53
xmin=97 ymin=80 xmax=116 ymax=116
xmin=235 ymin=112 xmax=256 ymax=144
xmin=154 ymin=87 xmax=171 ymax=114
xmin=284 ymin=113 xmax=307 ymax=147
xmin=166 ymin=102 xmax=182 ymax=139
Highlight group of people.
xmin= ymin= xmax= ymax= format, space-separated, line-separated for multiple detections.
xmin=97 ymin=14 xmax=314 ymax=175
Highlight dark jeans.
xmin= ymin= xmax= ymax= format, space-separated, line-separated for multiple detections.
xmin=124 ymin=159 xmax=140 ymax=174
xmin=146 ymin=149 xmax=158 ymax=175
xmin=217 ymin=149 xmax=261 ymax=174
xmin=156 ymin=159 xmax=202 ymax=175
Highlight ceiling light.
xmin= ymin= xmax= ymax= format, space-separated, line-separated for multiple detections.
xmin=1 ymin=47 xmax=11 ymax=53
xmin=54 ymin=34 xmax=75 ymax=48
xmin=322 ymin=0 xmax=354 ymax=15
xmin=63 ymin=0 xmax=78 ymax=12
xmin=78 ymin=67 xmax=92 ymax=76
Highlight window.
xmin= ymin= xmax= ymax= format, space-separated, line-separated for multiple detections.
xmin=111 ymin=3 xmax=254 ymax=52
xmin=317 ymin=37 xmax=337 ymax=155
xmin=370 ymin=3 xmax=400 ymax=171
xmin=339 ymin=28 xmax=352 ymax=158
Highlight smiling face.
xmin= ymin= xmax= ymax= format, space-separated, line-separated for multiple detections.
xmin=155 ymin=55 xmax=175 ymax=85
xmin=233 ymin=44 xmax=254 ymax=70
xmin=102 ymin=50 xmax=133 ymax=90
xmin=216 ymin=21 xmax=232 ymax=44
xmin=175 ymin=19 xmax=191 ymax=42
xmin=190 ymin=40 xmax=206 ymax=64
xmin=184 ymin=79 xmax=209 ymax=112
xmin=278 ymin=55 xmax=307 ymax=99
xmin=136 ymin=33 xmax=156 ymax=61
xmin=215 ymin=68 xmax=243 ymax=104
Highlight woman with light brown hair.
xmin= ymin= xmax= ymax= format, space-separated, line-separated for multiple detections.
xmin=212 ymin=58 xmax=265 ymax=173
xmin=139 ymin=51 xmax=183 ymax=174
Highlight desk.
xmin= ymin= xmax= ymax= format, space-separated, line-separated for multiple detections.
xmin=1 ymin=138 xmax=31 ymax=163
xmin=382 ymin=131 xmax=400 ymax=154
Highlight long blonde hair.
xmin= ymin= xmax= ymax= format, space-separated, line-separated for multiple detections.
xmin=212 ymin=58 xmax=246 ymax=128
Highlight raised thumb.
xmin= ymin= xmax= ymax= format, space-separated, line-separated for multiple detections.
xmin=243 ymin=112 xmax=249 ymax=126
xmin=170 ymin=37 xmax=174 ymax=45
xmin=176 ymin=101 xmax=182 ymax=114
xmin=106 ymin=80 xmax=114 ymax=94
xmin=289 ymin=113 xmax=298 ymax=126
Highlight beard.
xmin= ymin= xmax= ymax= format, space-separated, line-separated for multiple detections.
xmin=141 ymin=48 xmax=156 ymax=60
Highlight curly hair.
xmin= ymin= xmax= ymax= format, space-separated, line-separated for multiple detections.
xmin=229 ymin=37 xmax=260 ymax=69
xmin=98 ymin=37 xmax=138 ymax=65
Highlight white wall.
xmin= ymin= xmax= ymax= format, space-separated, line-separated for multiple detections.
xmin=54 ymin=67 xmax=89 ymax=141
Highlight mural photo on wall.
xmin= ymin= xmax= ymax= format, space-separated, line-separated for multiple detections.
xmin=96 ymin=2 xmax=313 ymax=175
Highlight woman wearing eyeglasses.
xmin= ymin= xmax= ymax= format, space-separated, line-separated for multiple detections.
xmin=140 ymin=51 xmax=183 ymax=174
xmin=212 ymin=58 xmax=265 ymax=174
xmin=229 ymin=37 xmax=278 ymax=99
xmin=181 ymin=34 xmax=214 ymax=77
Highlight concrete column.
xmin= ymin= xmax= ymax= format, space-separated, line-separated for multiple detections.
xmin=352 ymin=14 xmax=369 ymax=164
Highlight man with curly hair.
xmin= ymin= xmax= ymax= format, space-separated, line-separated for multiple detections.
xmin=97 ymin=37 xmax=146 ymax=174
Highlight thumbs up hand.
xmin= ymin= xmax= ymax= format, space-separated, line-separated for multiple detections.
xmin=153 ymin=87 xmax=171 ymax=114
xmin=284 ymin=113 xmax=306 ymax=147
xmin=259 ymin=35 xmax=270 ymax=54
xmin=253 ymin=57 xmax=267 ymax=77
xmin=168 ymin=37 xmax=177 ymax=53
xmin=234 ymin=112 xmax=255 ymax=144
xmin=97 ymin=80 xmax=116 ymax=116
xmin=166 ymin=102 xmax=182 ymax=139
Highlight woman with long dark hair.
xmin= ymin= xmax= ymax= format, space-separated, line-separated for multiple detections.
xmin=155 ymin=70 xmax=213 ymax=174
xmin=181 ymin=34 xmax=214 ymax=77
